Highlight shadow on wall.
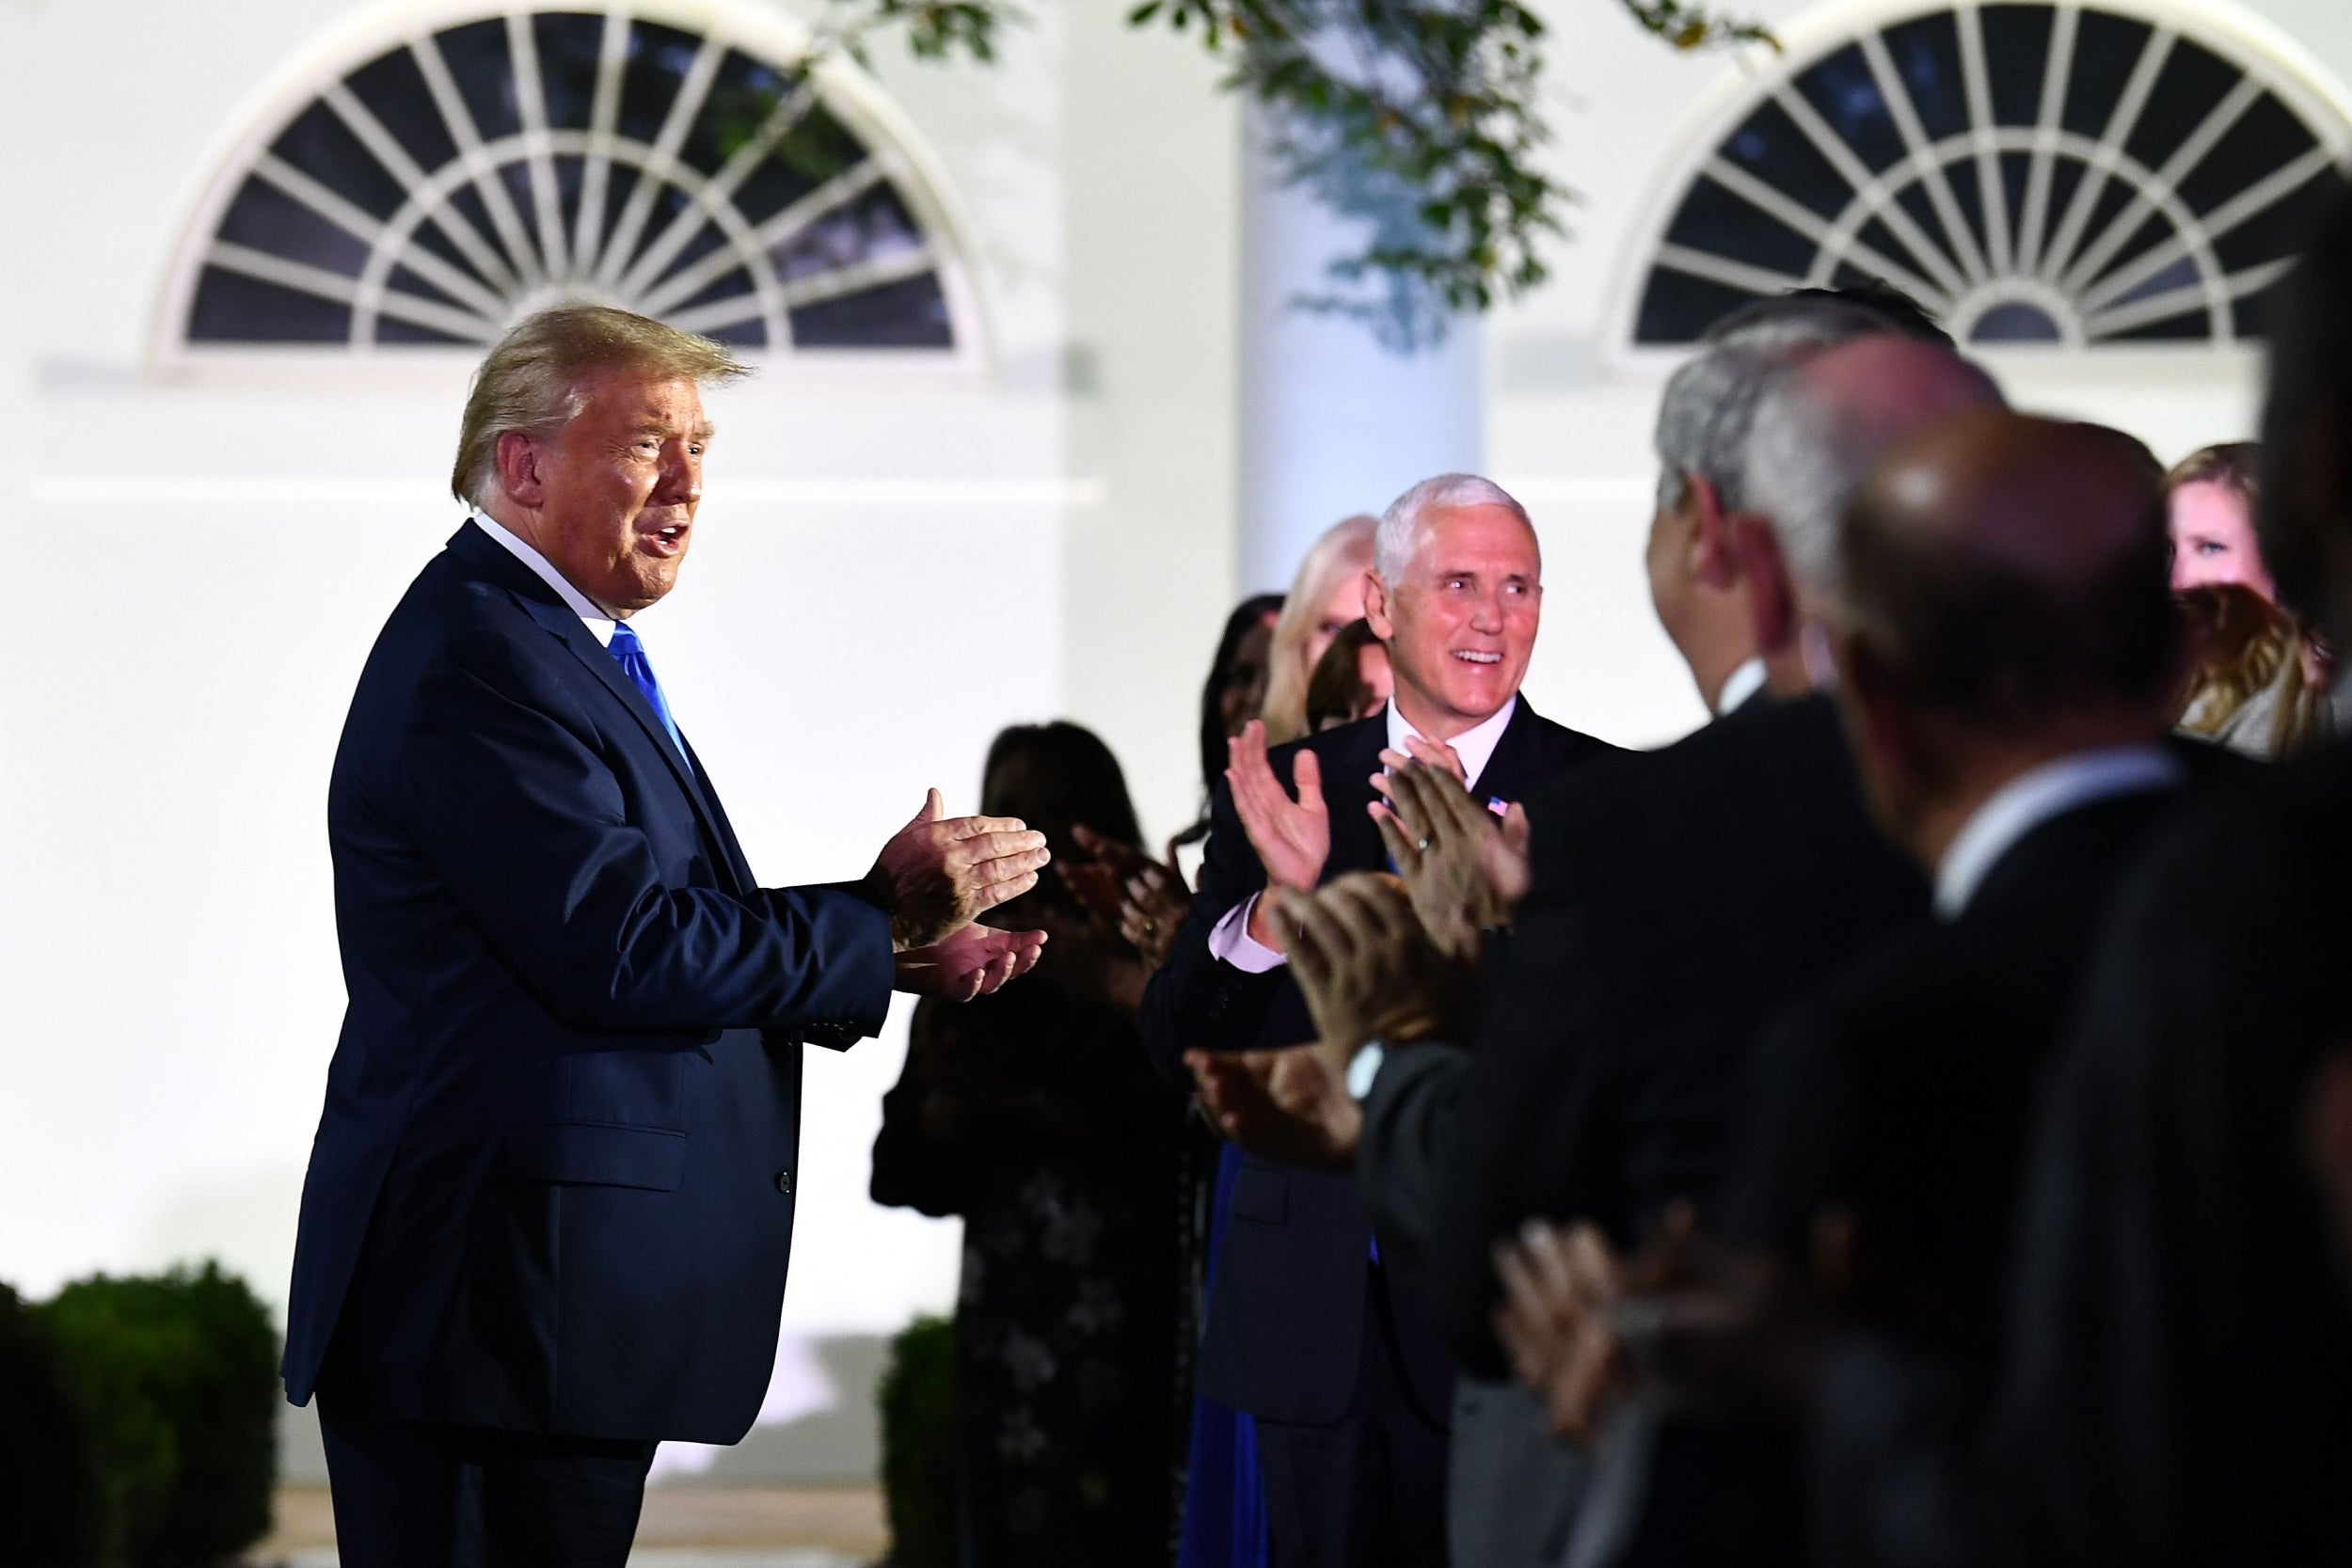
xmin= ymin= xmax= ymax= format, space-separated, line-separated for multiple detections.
xmin=277 ymin=1334 xmax=892 ymax=1487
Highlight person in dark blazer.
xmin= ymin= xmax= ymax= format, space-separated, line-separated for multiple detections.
xmin=1202 ymin=335 xmax=1995 ymax=1568
xmin=1980 ymin=186 xmax=2352 ymax=1568
xmin=1187 ymin=289 xmax=1957 ymax=1568
xmin=1695 ymin=413 xmax=2221 ymax=1568
xmin=282 ymin=306 xmax=1050 ymax=1568
xmin=1141 ymin=473 xmax=1617 ymax=1567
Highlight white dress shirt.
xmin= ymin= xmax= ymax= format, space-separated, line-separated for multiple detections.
xmin=1933 ymin=743 xmax=2184 ymax=917
xmin=1209 ymin=696 xmax=1521 ymax=973
xmin=1715 ymin=657 xmax=1768 ymax=717
xmin=472 ymin=510 xmax=617 ymax=647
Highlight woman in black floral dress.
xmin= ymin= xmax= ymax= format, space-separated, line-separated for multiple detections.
xmin=872 ymin=722 xmax=1189 ymax=1566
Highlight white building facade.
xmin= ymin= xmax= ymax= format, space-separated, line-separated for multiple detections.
xmin=3 ymin=0 xmax=2347 ymax=1465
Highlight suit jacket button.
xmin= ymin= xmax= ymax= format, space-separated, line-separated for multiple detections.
xmin=774 ymin=1170 xmax=793 ymax=1195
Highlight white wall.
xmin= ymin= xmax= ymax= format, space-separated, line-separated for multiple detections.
xmin=5 ymin=0 xmax=2352 ymax=1446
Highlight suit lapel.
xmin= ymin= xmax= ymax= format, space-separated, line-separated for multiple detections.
xmin=1473 ymin=696 xmax=1545 ymax=804
xmin=681 ymin=735 xmax=760 ymax=890
xmin=450 ymin=524 xmax=749 ymax=895
xmin=1327 ymin=718 xmax=1391 ymax=877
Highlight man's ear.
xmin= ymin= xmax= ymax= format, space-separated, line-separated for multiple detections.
xmin=1687 ymin=476 xmax=1739 ymax=590
xmin=1363 ymin=570 xmax=1397 ymax=641
xmin=495 ymin=431 xmax=547 ymax=510
xmin=1727 ymin=515 xmax=1797 ymax=655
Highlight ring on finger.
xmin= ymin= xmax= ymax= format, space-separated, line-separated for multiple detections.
xmin=1415 ymin=835 xmax=1434 ymax=853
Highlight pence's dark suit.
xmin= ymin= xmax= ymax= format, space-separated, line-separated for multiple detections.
xmin=285 ymin=522 xmax=896 ymax=1562
xmin=1141 ymin=699 xmax=1615 ymax=1566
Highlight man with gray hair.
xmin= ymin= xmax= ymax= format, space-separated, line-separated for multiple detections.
xmin=1648 ymin=292 xmax=1952 ymax=716
xmin=1180 ymin=289 xmax=1963 ymax=1567
xmin=1142 ymin=471 xmax=1617 ymax=1568
xmin=282 ymin=305 xmax=1050 ymax=1565
xmin=1190 ymin=322 xmax=2002 ymax=1566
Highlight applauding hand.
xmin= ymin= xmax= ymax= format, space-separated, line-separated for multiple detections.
xmin=1271 ymin=873 xmax=1471 ymax=1064
xmin=1492 ymin=1220 xmax=1635 ymax=1442
xmin=1371 ymin=760 xmax=1531 ymax=960
xmin=894 ymin=922 xmax=1048 ymax=1001
xmin=1184 ymin=1044 xmax=1361 ymax=1168
xmin=1060 ymin=823 xmax=1188 ymax=971
xmin=1227 ymin=723 xmax=1329 ymax=954
xmin=867 ymin=788 xmax=1051 ymax=952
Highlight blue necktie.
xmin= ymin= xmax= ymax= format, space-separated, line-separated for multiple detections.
xmin=605 ymin=621 xmax=689 ymax=762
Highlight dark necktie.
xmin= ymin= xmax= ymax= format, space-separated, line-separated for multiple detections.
xmin=605 ymin=621 xmax=689 ymax=762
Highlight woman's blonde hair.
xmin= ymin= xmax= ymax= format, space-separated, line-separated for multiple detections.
xmin=2176 ymin=581 xmax=2333 ymax=756
xmin=2164 ymin=441 xmax=2261 ymax=506
xmin=1261 ymin=515 xmax=1378 ymax=743
xmin=452 ymin=305 xmax=751 ymax=506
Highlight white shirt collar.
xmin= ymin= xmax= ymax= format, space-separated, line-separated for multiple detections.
xmin=471 ymin=509 xmax=618 ymax=647
xmin=1387 ymin=694 xmax=1518 ymax=794
xmin=1714 ymin=657 xmax=1768 ymax=717
xmin=1934 ymin=743 xmax=2185 ymax=918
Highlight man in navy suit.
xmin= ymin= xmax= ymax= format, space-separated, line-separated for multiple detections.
xmin=283 ymin=305 xmax=1049 ymax=1566
xmin=1141 ymin=474 xmax=1617 ymax=1567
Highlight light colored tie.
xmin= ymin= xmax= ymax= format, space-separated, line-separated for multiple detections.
xmin=604 ymin=621 xmax=689 ymax=762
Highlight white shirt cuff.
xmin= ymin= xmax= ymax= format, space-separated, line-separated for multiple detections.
xmin=1346 ymin=1042 xmax=1387 ymax=1101
xmin=1207 ymin=894 xmax=1287 ymax=973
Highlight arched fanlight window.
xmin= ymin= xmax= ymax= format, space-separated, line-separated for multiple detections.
xmin=158 ymin=1 xmax=979 ymax=359
xmin=1619 ymin=0 xmax=2352 ymax=350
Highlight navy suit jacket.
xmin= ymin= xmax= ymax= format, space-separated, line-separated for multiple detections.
xmin=1139 ymin=700 xmax=1618 ymax=1424
xmin=282 ymin=522 xmax=896 ymax=1444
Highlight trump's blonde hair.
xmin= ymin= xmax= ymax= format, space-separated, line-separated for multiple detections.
xmin=452 ymin=305 xmax=751 ymax=506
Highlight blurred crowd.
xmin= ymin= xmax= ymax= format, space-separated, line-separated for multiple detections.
xmin=868 ymin=186 xmax=2352 ymax=1568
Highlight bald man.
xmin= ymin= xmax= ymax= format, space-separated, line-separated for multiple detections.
xmin=1713 ymin=412 xmax=2241 ymax=1567
xmin=1984 ymin=189 xmax=2352 ymax=1568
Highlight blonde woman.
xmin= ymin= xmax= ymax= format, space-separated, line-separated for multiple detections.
xmin=1259 ymin=514 xmax=1378 ymax=742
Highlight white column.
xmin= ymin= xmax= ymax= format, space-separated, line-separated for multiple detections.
xmin=1236 ymin=102 xmax=1486 ymax=593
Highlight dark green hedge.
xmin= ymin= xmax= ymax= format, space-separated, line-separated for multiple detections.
xmin=877 ymin=1313 xmax=957 ymax=1568
xmin=7 ymin=1262 xmax=278 ymax=1568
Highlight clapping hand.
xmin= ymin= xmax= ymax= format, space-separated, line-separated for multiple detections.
xmin=1060 ymin=823 xmax=1189 ymax=972
xmin=1494 ymin=1204 xmax=1820 ymax=1442
xmin=867 ymin=788 xmax=1052 ymax=952
xmin=1228 ymin=722 xmax=1327 ymax=951
xmin=1184 ymin=1044 xmax=1361 ymax=1168
xmin=1371 ymin=758 xmax=1532 ymax=961
xmin=1492 ymin=1220 xmax=1634 ymax=1442
xmin=1270 ymin=872 xmax=1470 ymax=1064
xmin=894 ymin=922 xmax=1048 ymax=1002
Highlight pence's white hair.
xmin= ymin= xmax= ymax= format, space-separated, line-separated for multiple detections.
xmin=1375 ymin=474 xmax=1534 ymax=582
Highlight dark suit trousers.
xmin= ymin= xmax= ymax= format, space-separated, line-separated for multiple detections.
xmin=1255 ymin=1262 xmax=1450 ymax=1568
xmin=318 ymin=1393 xmax=656 ymax=1568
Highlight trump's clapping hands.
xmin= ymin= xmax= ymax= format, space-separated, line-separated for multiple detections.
xmin=868 ymin=787 xmax=1051 ymax=952
xmin=893 ymin=922 xmax=1048 ymax=1002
